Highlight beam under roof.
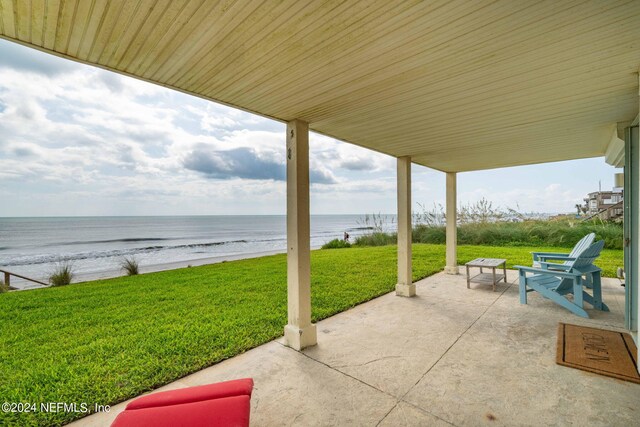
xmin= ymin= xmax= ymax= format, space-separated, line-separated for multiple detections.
xmin=0 ymin=0 xmax=638 ymax=172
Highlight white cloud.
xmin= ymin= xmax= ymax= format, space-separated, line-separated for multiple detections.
xmin=0 ymin=39 xmax=614 ymax=217
xmin=0 ymin=42 xmax=398 ymax=216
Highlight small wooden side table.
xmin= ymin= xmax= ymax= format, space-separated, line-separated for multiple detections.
xmin=465 ymin=258 xmax=507 ymax=291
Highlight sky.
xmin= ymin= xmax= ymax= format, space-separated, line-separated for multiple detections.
xmin=0 ymin=39 xmax=619 ymax=217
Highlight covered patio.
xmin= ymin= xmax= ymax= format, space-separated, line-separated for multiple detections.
xmin=1 ymin=1 xmax=639 ymax=425
xmin=71 ymin=271 xmax=634 ymax=426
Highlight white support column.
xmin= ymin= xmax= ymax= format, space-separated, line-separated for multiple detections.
xmin=396 ymin=156 xmax=415 ymax=297
xmin=445 ymin=172 xmax=459 ymax=274
xmin=284 ymin=119 xmax=317 ymax=350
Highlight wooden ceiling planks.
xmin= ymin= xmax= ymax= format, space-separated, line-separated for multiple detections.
xmin=0 ymin=0 xmax=638 ymax=172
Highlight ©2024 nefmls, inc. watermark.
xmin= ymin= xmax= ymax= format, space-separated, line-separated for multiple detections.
xmin=2 ymin=401 xmax=110 ymax=414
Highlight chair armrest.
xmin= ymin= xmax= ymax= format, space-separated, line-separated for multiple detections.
xmin=514 ymin=265 xmax=581 ymax=279
xmin=573 ymin=264 xmax=602 ymax=275
xmin=531 ymin=251 xmax=569 ymax=261
xmin=537 ymin=255 xmax=575 ymax=262
xmin=531 ymin=252 xmax=569 ymax=257
xmin=539 ymin=262 xmax=571 ymax=270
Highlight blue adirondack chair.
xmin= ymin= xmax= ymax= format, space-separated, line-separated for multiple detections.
xmin=531 ymin=232 xmax=595 ymax=268
xmin=516 ymin=240 xmax=608 ymax=318
xmin=531 ymin=232 xmax=596 ymax=288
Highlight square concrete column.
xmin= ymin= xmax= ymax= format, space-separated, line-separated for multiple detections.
xmin=396 ymin=156 xmax=415 ymax=297
xmin=445 ymin=172 xmax=459 ymax=274
xmin=284 ymin=119 xmax=317 ymax=350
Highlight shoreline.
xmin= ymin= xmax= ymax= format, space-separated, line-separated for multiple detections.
xmin=78 ymin=249 xmax=290 ymax=283
xmin=9 ymin=249 xmax=289 ymax=291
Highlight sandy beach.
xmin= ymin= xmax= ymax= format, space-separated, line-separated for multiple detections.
xmin=9 ymin=249 xmax=287 ymax=291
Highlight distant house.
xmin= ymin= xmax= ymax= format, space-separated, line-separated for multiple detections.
xmin=582 ymin=190 xmax=623 ymax=221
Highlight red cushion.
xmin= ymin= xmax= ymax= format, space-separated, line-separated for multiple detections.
xmin=111 ymin=395 xmax=250 ymax=427
xmin=126 ymin=378 xmax=254 ymax=410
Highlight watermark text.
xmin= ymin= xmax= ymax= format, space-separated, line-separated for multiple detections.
xmin=2 ymin=402 xmax=110 ymax=413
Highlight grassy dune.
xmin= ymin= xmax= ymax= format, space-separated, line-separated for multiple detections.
xmin=0 ymin=244 xmax=623 ymax=426
xmin=354 ymin=219 xmax=624 ymax=250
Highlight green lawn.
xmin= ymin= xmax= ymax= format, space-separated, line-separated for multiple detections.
xmin=0 ymin=244 xmax=623 ymax=426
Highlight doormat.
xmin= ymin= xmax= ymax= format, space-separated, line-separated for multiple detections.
xmin=556 ymin=323 xmax=640 ymax=384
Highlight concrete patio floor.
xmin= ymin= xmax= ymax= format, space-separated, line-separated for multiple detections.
xmin=70 ymin=269 xmax=638 ymax=426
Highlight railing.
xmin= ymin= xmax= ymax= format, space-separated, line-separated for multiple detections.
xmin=581 ymin=201 xmax=623 ymax=222
xmin=0 ymin=269 xmax=49 ymax=290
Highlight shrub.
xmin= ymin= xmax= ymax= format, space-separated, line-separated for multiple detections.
xmin=354 ymin=232 xmax=397 ymax=247
xmin=121 ymin=256 xmax=140 ymax=276
xmin=322 ymin=239 xmax=351 ymax=249
xmin=413 ymin=224 xmax=445 ymax=244
xmin=49 ymin=263 xmax=74 ymax=287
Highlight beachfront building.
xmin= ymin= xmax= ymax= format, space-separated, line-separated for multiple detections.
xmin=582 ymin=190 xmax=624 ymax=221
xmin=1 ymin=1 xmax=639 ymax=424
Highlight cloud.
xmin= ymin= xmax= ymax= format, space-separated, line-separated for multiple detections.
xmin=312 ymin=177 xmax=396 ymax=194
xmin=0 ymin=39 xmax=75 ymax=75
xmin=183 ymin=147 xmax=337 ymax=184
xmin=309 ymin=167 xmax=337 ymax=185
xmin=310 ymin=135 xmax=393 ymax=173
xmin=338 ymin=158 xmax=374 ymax=171
xmin=183 ymin=103 xmax=278 ymax=135
xmin=96 ymin=72 xmax=126 ymax=93
xmin=12 ymin=146 xmax=37 ymax=158
xmin=201 ymin=115 xmax=238 ymax=132
xmin=184 ymin=147 xmax=285 ymax=181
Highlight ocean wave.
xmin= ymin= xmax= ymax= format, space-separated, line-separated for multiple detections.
xmin=0 ymin=239 xmax=259 ymax=267
xmin=47 ymin=237 xmax=172 ymax=247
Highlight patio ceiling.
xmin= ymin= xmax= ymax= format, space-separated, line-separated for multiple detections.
xmin=0 ymin=0 xmax=638 ymax=172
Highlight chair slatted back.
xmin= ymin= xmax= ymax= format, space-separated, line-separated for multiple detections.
xmin=565 ymin=233 xmax=596 ymax=265
xmin=570 ymin=240 xmax=605 ymax=269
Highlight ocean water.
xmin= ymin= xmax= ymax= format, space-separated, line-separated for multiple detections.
xmin=0 ymin=215 xmax=388 ymax=286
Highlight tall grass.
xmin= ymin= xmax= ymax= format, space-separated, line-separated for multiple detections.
xmin=411 ymin=219 xmax=622 ymax=249
xmin=413 ymin=199 xmax=527 ymax=226
xmin=120 ymin=256 xmax=140 ymax=276
xmin=352 ymin=213 xmax=398 ymax=247
xmin=0 ymin=278 xmax=8 ymax=293
xmin=357 ymin=212 xmax=395 ymax=233
xmin=49 ymin=262 xmax=74 ymax=287
xmin=352 ymin=199 xmax=623 ymax=249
